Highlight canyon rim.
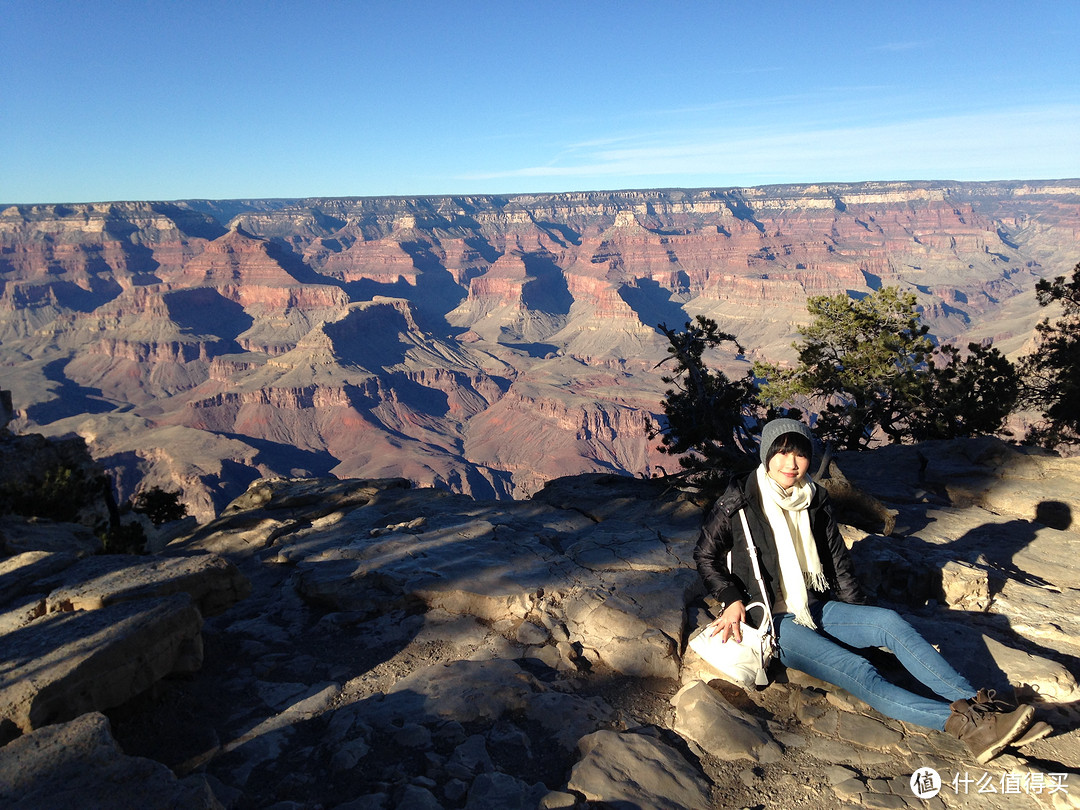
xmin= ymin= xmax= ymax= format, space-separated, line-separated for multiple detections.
xmin=1 ymin=179 xmax=1078 ymax=517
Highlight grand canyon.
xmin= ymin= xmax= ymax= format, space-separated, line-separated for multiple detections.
xmin=2 ymin=180 xmax=1078 ymax=519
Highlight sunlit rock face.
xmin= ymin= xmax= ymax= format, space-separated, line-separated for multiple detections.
xmin=1 ymin=181 xmax=1077 ymax=513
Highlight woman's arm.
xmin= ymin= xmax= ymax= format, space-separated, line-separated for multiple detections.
xmin=694 ymin=500 xmax=749 ymax=609
xmin=817 ymin=494 xmax=869 ymax=605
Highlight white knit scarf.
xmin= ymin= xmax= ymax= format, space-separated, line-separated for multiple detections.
xmin=756 ymin=465 xmax=828 ymax=628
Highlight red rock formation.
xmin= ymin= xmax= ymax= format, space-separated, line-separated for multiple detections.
xmin=2 ymin=181 xmax=1078 ymax=510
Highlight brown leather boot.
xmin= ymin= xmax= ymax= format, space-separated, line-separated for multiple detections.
xmin=1011 ymin=720 xmax=1052 ymax=748
xmin=945 ymin=691 xmax=1034 ymax=764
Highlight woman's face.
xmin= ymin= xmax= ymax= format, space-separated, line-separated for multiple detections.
xmin=767 ymin=448 xmax=810 ymax=489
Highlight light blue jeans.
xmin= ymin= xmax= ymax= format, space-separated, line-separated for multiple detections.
xmin=775 ymin=601 xmax=975 ymax=730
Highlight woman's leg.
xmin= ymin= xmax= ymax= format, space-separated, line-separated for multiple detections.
xmin=775 ymin=609 xmax=960 ymax=730
xmin=815 ymin=601 xmax=975 ymax=703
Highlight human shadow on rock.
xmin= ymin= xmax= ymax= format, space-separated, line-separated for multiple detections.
xmin=873 ymin=603 xmax=1080 ymax=756
xmin=931 ymin=500 xmax=1068 ymax=598
xmin=854 ymin=499 xmax=1072 ymax=607
xmin=850 ymin=502 xmax=1077 ymax=723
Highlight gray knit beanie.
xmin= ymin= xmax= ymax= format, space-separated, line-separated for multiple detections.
xmin=759 ymin=418 xmax=814 ymax=466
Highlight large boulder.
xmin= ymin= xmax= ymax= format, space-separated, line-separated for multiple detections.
xmin=0 ymin=594 xmax=204 ymax=741
xmin=0 ymin=712 xmax=222 ymax=809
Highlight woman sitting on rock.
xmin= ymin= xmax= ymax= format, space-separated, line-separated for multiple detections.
xmin=694 ymin=418 xmax=1037 ymax=764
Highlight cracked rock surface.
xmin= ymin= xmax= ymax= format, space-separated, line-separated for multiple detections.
xmin=2 ymin=439 xmax=1079 ymax=809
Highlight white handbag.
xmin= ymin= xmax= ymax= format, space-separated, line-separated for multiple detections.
xmin=688 ymin=509 xmax=778 ymax=688
xmin=688 ymin=601 xmax=775 ymax=688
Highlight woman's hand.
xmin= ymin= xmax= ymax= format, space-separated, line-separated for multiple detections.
xmin=705 ymin=600 xmax=746 ymax=643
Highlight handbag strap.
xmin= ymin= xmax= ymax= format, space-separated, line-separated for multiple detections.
xmin=737 ymin=508 xmax=776 ymax=638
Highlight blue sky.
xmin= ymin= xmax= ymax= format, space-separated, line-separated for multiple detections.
xmin=2 ymin=0 xmax=1078 ymax=204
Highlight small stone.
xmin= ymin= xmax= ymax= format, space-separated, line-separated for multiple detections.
xmin=516 ymin=621 xmax=549 ymax=645
xmin=463 ymin=772 xmax=548 ymax=809
xmin=865 ymin=777 xmax=891 ymax=793
xmin=449 ymin=734 xmax=493 ymax=776
xmin=526 ymin=644 xmax=561 ymax=669
xmin=833 ymin=777 xmax=866 ymax=798
xmin=395 ymin=784 xmax=443 ymax=810
xmin=433 ymin=721 xmax=467 ymax=749
xmin=442 ymin=779 xmax=468 ymax=803
xmin=823 ymin=765 xmax=857 ymax=785
xmin=538 ymin=790 xmax=577 ymax=809
xmin=738 ymin=767 xmax=761 ymax=788
xmin=796 ymin=703 xmax=836 ymax=729
xmin=330 ymin=738 xmax=371 ymax=771
xmin=861 ymin=793 xmax=909 ymax=809
xmin=394 ymin=723 xmax=433 ymax=750
xmin=332 ymin=795 xmax=389 ymax=810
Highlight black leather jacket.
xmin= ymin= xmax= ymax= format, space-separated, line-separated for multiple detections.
xmin=694 ymin=471 xmax=867 ymax=611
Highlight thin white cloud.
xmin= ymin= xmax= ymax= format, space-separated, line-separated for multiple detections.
xmin=462 ymin=104 xmax=1080 ymax=184
xmin=870 ymin=41 xmax=931 ymax=52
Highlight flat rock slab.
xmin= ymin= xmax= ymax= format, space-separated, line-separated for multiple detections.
xmin=0 ymin=550 xmax=79 ymax=609
xmin=671 ymin=679 xmax=783 ymax=763
xmin=533 ymin=473 xmax=703 ymax=533
xmin=567 ymin=728 xmax=713 ymax=810
xmin=44 ymin=553 xmax=250 ymax=617
xmin=377 ymin=659 xmax=542 ymax=725
xmin=0 ymin=593 xmax=203 ymax=738
xmin=0 ymin=516 xmax=99 ymax=557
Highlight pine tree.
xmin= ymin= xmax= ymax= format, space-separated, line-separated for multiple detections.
xmin=756 ymin=287 xmax=1018 ymax=449
xmin=1019 ymin=262 xmax=1080 ymax=448
xmin=649 ymin=317 xmax=760 ymax=482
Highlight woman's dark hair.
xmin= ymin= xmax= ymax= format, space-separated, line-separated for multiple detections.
xmin=764 ymin=431 xmax=813 ymax=467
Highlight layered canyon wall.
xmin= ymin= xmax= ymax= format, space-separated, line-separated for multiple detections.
xmin=1 ymin=181 xmax=1077 ymax=515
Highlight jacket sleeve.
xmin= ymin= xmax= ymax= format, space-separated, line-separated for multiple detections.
xmin=694 ymin=499 xmax=749 ymax=608
xmin=817 ymin=491 xmax=869 ymax=605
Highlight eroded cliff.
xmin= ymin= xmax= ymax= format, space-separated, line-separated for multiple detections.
xmin=1 ymin=181 xmax=1077 ymax=513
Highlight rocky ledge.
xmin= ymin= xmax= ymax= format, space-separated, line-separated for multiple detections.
xmin=1 ymin=439 xmax=1079 ymax=809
